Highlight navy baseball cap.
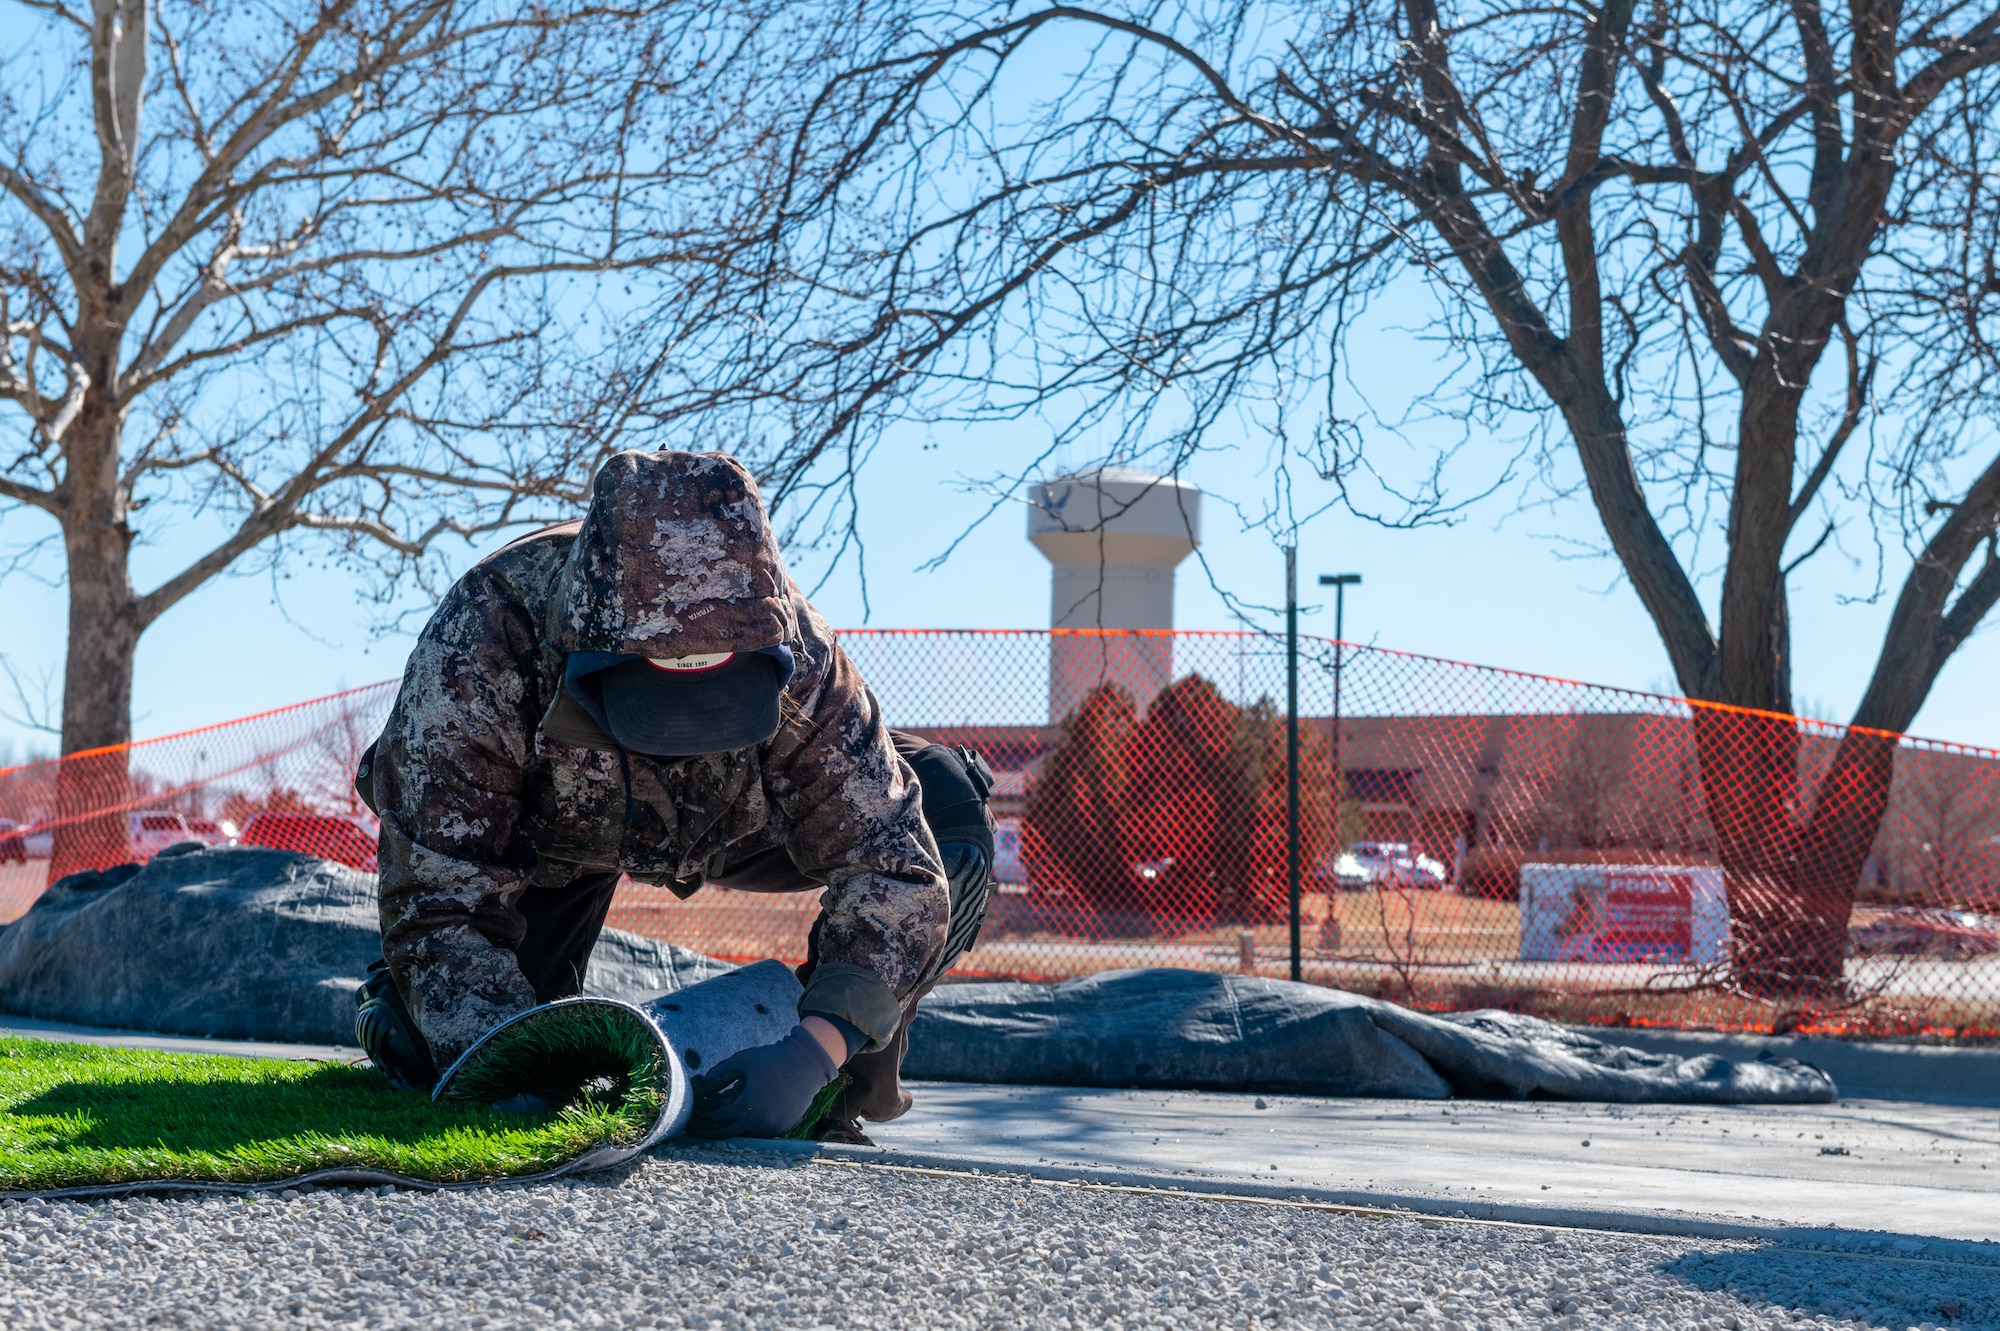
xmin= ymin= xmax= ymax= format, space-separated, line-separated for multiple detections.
xmin=564 ymin=645 xmax=795 ymax=757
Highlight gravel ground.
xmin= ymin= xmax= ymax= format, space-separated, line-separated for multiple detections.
xmin=2 ymin=1151 xmax=1996 ymax=1329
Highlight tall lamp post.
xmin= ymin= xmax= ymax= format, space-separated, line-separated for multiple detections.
xmin=1318 ymin=575 xmax=1361 ymax=745
xmin=1318 ymin=574 xmax=1361 ymax=962
xmin=1286 ymin=563 xmax=1365 ymax=982
xmin=1285 ymin=548 xmax=1300 ymax=981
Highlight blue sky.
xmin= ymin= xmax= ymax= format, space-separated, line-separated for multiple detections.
xmin=2 ymin=393 xmax=1996 ymax=762
xmin=5 ymin=7 xmax=1994 ymax=766
xmin=1 ymin=241 xmax=1994 ymax=759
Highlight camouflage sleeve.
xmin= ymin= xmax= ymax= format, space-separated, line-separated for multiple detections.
xmin=374 ymin=564 xmax=545 ymax=1069
xmin=765 ymin=611 xmax=948 ymax=1052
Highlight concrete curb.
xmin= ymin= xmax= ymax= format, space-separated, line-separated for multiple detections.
xmin=1574 ymin=1026 xmax=2000 ymax=1106
xmin=687 ymin=1139 xmax=2000 ymax=1266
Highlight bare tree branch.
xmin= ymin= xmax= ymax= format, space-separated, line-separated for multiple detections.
xmin=1854 ymin=450 xmax=2000 ymax=732
xmin=0 ymin=165 xmax=83 ymax=269
xmin=0 ymin=475 xmax=61 ymax=514
xmin=720 ymin=0 xmax=2000 ymax=986
xmin=1 ymin=0 xmax=813 ymax=752
xmin=0 ymin=653 xmax=62 ymax=735
xmin=1787 ymin=321 xmax=1873 ymax=531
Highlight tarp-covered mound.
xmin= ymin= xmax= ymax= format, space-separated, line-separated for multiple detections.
xmin=1 ymin=848 xmax=1836 ymax=1105
xmin=0 ymin=844 xmax=729 ymax=1045
xmin=907 ymin=970 xmax=1836 ymax=1104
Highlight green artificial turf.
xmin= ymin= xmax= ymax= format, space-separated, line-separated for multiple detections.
xmin=0 ymin=1036 xmax=655 ymax=1192
xmin=432 ymin=999 xmax=838 ymax=1141
xmin=433 ymin=999 xmax=665 ymax=1117
xmin=784 ymin=1072 xmax=852 ymax=1141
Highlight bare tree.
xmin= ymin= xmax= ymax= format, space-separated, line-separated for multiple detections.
xmin=740 ymin=0 xmax=2000 ymax=996
xmin=1885 ymin=749 xmax=2000 ymax=908
xmin=0 ymin=0 xmax=800 ymax=869
xmin=1531 ymin=720 xmax=1632 ymax=853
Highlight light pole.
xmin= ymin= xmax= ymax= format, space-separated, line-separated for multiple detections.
xmin=1318 ymin=575 xmax=1361 ymax=942
xmin=1285 ymin=547 xmax=1301 ymax=981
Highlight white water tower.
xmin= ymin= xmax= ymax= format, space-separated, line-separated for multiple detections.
xmin=1028 ymin=467 xmax=1202 ymax=723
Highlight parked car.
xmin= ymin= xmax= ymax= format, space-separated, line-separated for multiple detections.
xmin=1333 ymin=841 xmax=1450 ymax=890
xmin=1848 ymin=907 xmax=2000 ymax=959
xmin=1322 ymin=850 xmax=1372 ymax=891
xmin=2 ymin=812 xmax=199 ymax=862
xmin=240 ymin=812 xmax=378 ymax=871
xmin=185 ymin=817 xmax=238 ymax=846
xmin=131 ymin=810 xmax=196 ymax=859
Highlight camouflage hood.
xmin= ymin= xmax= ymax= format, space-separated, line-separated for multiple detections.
xmin=547 ymin=451 xmax=797 ymax=657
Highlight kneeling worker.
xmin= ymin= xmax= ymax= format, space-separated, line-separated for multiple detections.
xmin=353 ymin=449 xmax=993 ymax=1142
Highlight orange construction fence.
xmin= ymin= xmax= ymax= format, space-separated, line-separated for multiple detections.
xmin=3 ymin=630 xmax=1997 ymax=1040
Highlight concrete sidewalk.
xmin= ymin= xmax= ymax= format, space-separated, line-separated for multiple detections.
xmin=9 ymin=1011 xmax=2000 ymax=1245
xmin=870 ymin=1081 xmax=2000 ymax=1244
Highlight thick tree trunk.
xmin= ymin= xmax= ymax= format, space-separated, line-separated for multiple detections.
xmin=1697 ymin=566 xmax=1863 ymax=998
xmin=49 ymin=396 xmax=141 ymax=882
xmin=1791 ymin=725 xmax=1898 ymax=964
xmin=1690 ymin=701 xmax=1892 ymax=1000
xmin=1690 ymin=707 xmax=1792 ymax=990
xmin=59 ymin=533 xmax=139 ymax=754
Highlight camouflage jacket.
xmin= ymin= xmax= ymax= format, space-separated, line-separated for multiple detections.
xmin=374 ymin=451 xmax=947 ymax=1067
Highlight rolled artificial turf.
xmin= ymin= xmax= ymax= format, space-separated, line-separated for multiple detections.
xmin=0 ymin=1036 xmax=655 ymax=1193
xmin=432 ymin=998 xmax=667 ymax=1117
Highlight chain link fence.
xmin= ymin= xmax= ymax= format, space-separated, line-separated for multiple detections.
xmin=4 ymin=630 xmax=1996 ymax=1038
xmin=0 ymin=685 xmax=394 ymax=920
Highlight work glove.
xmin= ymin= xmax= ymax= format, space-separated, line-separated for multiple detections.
xmin=353 ymin=959 xmax=438 ymax=1093
xmin=684 ymin=1025 xmax=839 ymax=1139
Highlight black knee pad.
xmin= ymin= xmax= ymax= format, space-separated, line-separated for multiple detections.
xmin=893 ymin=734 xmax=997 ymax=983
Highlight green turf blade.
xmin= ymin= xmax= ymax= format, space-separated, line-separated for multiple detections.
xmin=431 ymin=999 xmax=666 ymax=1141
xmin=0 ymin=1036 xmax=650 ymax=1191
xmin=782 ymin=1072 xmax=853 ymax=1141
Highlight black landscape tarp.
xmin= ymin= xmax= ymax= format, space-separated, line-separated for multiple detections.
xmin=906 ymin=970 xmax=1836 ymax=1104
xmin=0 ymin=848 xmax=1836 ymax=1103
xmin=0 ymin=844 xmax=726 ymax=1045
